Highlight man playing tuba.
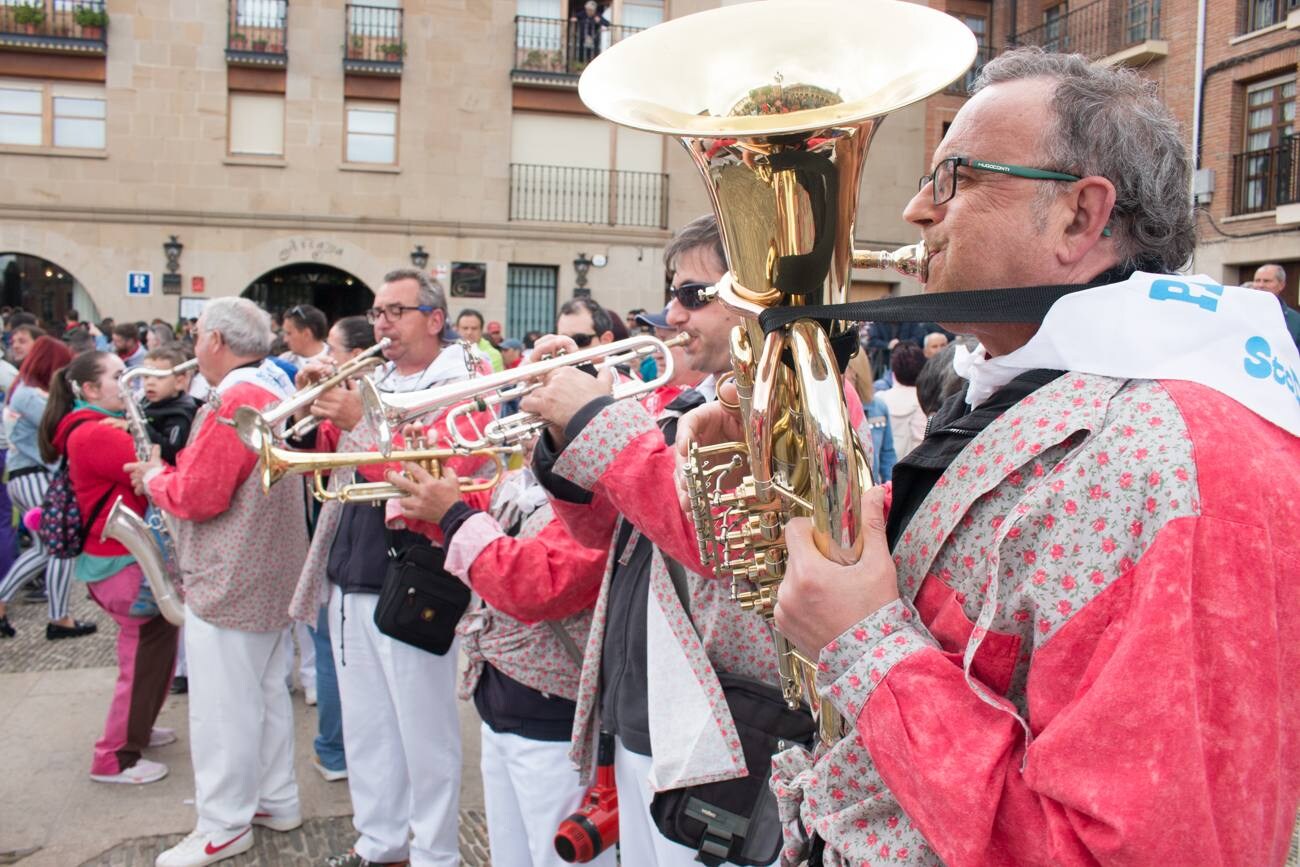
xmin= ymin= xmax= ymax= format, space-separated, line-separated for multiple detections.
xmin=682 ymin=49 xmax=1300 ymax=866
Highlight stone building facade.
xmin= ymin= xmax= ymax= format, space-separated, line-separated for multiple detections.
xmin=0 ymin=0 xmax=929 ymax=334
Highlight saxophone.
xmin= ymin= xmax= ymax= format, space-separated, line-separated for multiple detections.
xmin=101 ymin=359 xmax=198 ymax=627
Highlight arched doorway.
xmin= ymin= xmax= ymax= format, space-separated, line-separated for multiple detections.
xmin=0 ymin=253 xmax=101 ymax=328
xmin=240 ymin=263 xmax=373 ymax=323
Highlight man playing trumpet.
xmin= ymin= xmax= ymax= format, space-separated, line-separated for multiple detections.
xmin=682 ymin=50 xmax=1300 ymax=865
xmin=287 ymin=268 xmax=485 ymax=867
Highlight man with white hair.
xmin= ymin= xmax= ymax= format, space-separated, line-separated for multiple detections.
xmin=1250 ymin=262 xmax=1300 ymax=349
xmin=127 ymin=297 xmax=309 ymax=867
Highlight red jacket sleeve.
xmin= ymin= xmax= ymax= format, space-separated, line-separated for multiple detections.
xmin=464 ymin=513 xmax=610 ymax=624
xmin=147 ymin=383 xmax=266 ymax=523
xmin=828 ymin=514 xmax=1296 ymax=866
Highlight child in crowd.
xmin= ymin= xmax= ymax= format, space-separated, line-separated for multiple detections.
xmin=140 ymin=348 xmax=199 ymax=466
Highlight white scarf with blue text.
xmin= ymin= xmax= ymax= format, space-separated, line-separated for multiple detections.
xmin=953 ymin=272 xmax=1300 ymax=436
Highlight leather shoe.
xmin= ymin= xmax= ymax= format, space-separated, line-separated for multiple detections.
xmin=170 ymin=675 xmax=188 ymax=695
xmin=0 ymin=616 xmax=13 ymax=638
xmin=46 ymin=619 xmax=97 ymax=640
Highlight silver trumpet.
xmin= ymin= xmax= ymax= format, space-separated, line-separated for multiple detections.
xmin=360 ymin=332 xmax=689 ymax=453
xmin=232 ymin=338 xmax=391 ymax=451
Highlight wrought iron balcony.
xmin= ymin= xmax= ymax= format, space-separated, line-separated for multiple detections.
xmin=227 ymin=0 xmax=288 ymax=68
xmin=344 ymin=4 xmax=403 ymax=76
xmin=512 ymin=15 xmax=644 ymax=85
xmin=0 ymin=0 xmax=107 ymax=55
xmin=1231 ymin=136 xmax=1299 ymax=216
xmin=1010 ymin=0 xmax=1163 ymax=62
xmin=944 ymin=45 xmax=992 ymax=96
xmin=510 ymin=164 xmax=668 ymax=229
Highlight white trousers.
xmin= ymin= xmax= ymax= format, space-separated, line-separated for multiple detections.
xmin=329 ymin=586 xmax=461 ymax=867
xmin=614 ymin=738 xmax=700 ymax=867
xmin=184 ymin=606 xmax=299 ymax=834
xmin=479 ymin=724 xmax=617 ymax=867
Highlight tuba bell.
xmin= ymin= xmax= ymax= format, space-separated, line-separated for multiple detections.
xmin=579 ymin=0 xmax=975 ymax=744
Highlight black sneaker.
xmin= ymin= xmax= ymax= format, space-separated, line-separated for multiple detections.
xmin=0 ymin=616 xmax=13 ymax=638
xmin=21 ymin=586 xmax=47 ymax=604
xmin=46 ymin=620 xmax=97 ymax=640
xmin=170 ymin=675 xmax=188 ymax=695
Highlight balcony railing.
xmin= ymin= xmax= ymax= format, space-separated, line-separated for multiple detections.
xmin=513 ymin=15 xmax=644 ymax=81
xmin=227 ymin=0 xmax=287 ymax=67
xmin=344 ymin=3 xmax=403 ymax=75
xmin=1231 ymin=136 xmax=1299 ymax=216
xmin=1242 ymin=0 xmax=1300 ymax=33
xmin=944 ymin=45 xmax=993 ymax=96
xmin=0 ymin=0 xmax=107 ymax=54
xmin=1010 ymin=0 xmax=1160 ymax=60
xmin=510 ymin=164 xmax=668 ymax=229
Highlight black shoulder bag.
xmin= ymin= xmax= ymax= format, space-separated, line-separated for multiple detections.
xmin=649 ymin=558 xmax=816 ymax=866
xmin=373 ymin=529 xmax=471 ymax=656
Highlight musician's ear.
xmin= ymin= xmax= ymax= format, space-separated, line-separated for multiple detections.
xmin=428 ymin=308 xmax=447 ymax=339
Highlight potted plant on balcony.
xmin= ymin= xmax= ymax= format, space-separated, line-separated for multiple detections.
xmin=348 ymin=34 xmax=363 ymax=58
xmin=13 ymin=3 xmax=45 ymax=34
xmin=380 ymin=41 xmax=405 ymax=61
xmin=252 ymin=37 xmax=268 ymax=52
xmin=230 ymin=31 xmax=248 ymax=48
xmin=73 ymin=6 xmax=107 ymax=39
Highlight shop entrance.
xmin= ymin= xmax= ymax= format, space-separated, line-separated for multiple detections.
xmin=0 ymin=253 xmax=101 ymax=328
xmin=240 ymin=263 xmax=373 ymax=323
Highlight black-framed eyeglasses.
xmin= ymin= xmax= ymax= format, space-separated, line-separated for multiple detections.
xmin=918 ymin=156 xmax=1081 ymax=205
xmin=568 ymin=332 xmax=599 ymax=348
xmin=365 ymin=303 xmax=435 ymax=324
xmin=669 ymin=281 xmax=715 ymax=310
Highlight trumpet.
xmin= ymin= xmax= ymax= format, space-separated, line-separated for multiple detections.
xmin=232 ymin=338 xmax=391 ymax=451
xmin=360 ymin=332 xmax=689 ymax=453
xmin=254 ymin=432 xmax=515 ymax=505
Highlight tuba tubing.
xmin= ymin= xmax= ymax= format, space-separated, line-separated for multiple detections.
xmin=101 ymin=497 xmax=185 ymax=627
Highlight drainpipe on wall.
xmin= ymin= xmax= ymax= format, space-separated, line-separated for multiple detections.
xmin=1190 ymin=0 xmax=1207 ymax=171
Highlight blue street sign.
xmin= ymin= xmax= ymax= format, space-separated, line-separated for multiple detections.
xmin=127 ymin=271 xmax=152 ymax=295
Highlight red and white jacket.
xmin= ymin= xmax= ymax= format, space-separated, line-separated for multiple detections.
xmin=770 ymin=374 xmax=1300 ymax=866
xmin=147 ymin=360 xmax=308 ymax=633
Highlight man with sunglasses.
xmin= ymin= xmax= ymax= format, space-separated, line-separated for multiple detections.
xmin=492 ymin=214 xmax=788 ymax=865
xmin=279 ymin=304 xmax=330 ymax=371
xmin=676 ymin=50 xmax=1300 ymax=865
xmin=292 ymin=268 xmax=482 ymax=867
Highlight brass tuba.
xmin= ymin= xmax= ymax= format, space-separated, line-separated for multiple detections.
xmin=579 ymin=0 xmax=975 ymax=744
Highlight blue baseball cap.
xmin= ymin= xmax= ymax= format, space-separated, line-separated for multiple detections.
xmin=636 ymin=306 xmax=672 ymax=330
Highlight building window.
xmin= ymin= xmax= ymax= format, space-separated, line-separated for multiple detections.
xmin=1243 ymin=0 xmax=1300 ymax=32
xmin=1126 ymin=0 xmax=1160 ymax=41
xmin=1043 ymin=4 xmax=1066 ymax=53
xmin=0 ymin=79 xmax=105 ymax=151
xmin=506 ymin=264 xmax=558 ymax=340
xmin=345 ymin=100 xmax=398 ymax=165
xmin=53 ymin=89 xmax=106 ymax=149
xmin=229 ymin=91 xmax=284 ymax=157
xmin=619 ymin=0 xmax=663 ymax=29
xmin=1236 ymin=75 xmax=1296 ymax=214
xmin=0 ymin=82 xmax=42 ymax=147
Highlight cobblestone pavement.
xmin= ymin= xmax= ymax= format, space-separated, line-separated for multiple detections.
xmin=0 ymin=585 xmax=117 ymax=673
xmin=79 ymin=812 xmax=491 ymax=867
xmin=1 ymin=588 xmax=494 ymax=866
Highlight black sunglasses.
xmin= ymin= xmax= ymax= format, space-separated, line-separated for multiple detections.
xmin=669 ymin=281 xmax=715 ymax=310
xmin=569 ymin=333 xmax=598 ymax=348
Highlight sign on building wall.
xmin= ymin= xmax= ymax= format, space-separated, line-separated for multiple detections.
xmin=179 ymin=297 xmax=208 ymax=320
xmin=191 ymin=276 xmax=205 ymax=293
xmin=451 ymin=262 xmax=486 ymax=298
xmin=127 ymin=271 xmax=152 ymax=296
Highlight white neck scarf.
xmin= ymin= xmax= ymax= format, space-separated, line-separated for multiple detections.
xmin=952 ymin=272 xmax=1300 ymax=435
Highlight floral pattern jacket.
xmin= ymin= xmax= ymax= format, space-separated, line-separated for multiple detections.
xmin=771 ymin=374 xmax=1300 ymax=866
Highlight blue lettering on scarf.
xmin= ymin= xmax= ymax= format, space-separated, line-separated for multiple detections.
xmin=1149 ymin=279 xmax=1224 ymax=312
xmin=1243 ymin=335 xmax=1300 ymax=407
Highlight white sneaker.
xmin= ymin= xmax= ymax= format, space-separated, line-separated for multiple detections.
xmin=91 ymin=758 xmax=168 ymax=785
xmin=304 ymin=684 xmax=317 ymax=706
xmin=155 ymin=827 xmax=253 ymax=867
xmin=251 ymin=810 xmax=302 ymax=832
xmin=312 ymin=756 xmax=348 ymax=782
xmin=149 ymin=727 xmax=177 ymax=747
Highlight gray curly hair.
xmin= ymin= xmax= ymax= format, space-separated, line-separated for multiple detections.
xmin=972 ymin=48 xmax=1195 ymax=273
xmin=200 ymin=297 xmax=273 ymax=357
